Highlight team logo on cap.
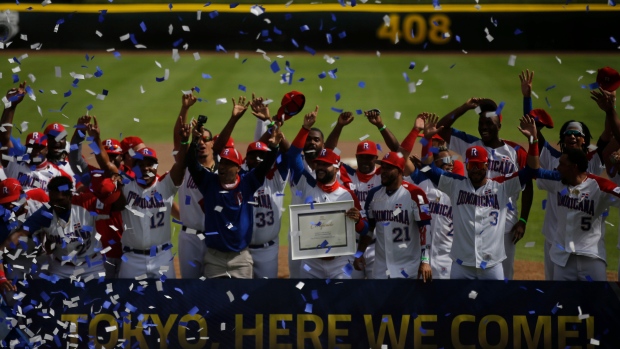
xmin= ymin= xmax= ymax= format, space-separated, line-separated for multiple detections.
xmin=143 ymin=149 xmax=149 ymax=155
xmin=363 ymin=142 xmax=370 ymax=149
xmin=106 ymin=140 xmax=113 ymax=147
xmin=53 ymin=124 xmax=60 ymax=130
xmin=2 ymin=187 xmax=7 ymax=194
xmin=33 ymin=132 xmax=39 ymax=138
xmin=383 ymin=154 xmax=389 ymax=159
xmin=320 ymin=149 xmax=327 ymax=156
xmin=471 ymin=148 xmax=477 ymax=156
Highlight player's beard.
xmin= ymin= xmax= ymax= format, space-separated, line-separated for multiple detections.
xmin=316 ymin=169 xmax=335 ymax=184
xmin=304 ymin=147 xmax=319 ymax=160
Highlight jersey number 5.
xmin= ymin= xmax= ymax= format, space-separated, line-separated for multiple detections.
xmin=581 ymin=217 xmax=592 ymax=231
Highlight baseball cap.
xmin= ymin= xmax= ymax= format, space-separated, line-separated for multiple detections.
xmin=465 ymin=146 xmax=489 ymax=163
xmin=44 ymin=123 xmax=66 ymax=137
xmin=25 ymin=132 xmax=48 ymax=147
xmin=137 ymin=147 xmax=158 ymax=161
xmin=596 ymin=67 xmax=620 ymax=92
xmin=529 ymin=109 xmax=554 ymax=129
xmin=418 ymin=133 xmax=445 ymax=141
xmin=213 ymin=134 xmax=235 ymax=148
xmin=102 ymin=138 xmax=122 ymax=155
xmin=377 ymin=152 xmax=405 ymax=171
xmin=219 ymin=148 xmax=243 ymax=166
xmin=120 ymin=136 xmax=144 ymax=154
xmin=95 ymin=178 xmax=121 ymax=205
xmin=356 ymin=141 xmax=378 ymax=156
xmin=314 ymin=148 xmax=340 ymax=166
xmin=453 ymin=160 xmax=465 ymax=176
xmin=0 ymin=178 xmax=23 ymax=204
xmin=276 ymin=91 xmax=306 ymax=122
xmin=246 ymin=141 xmax=270 ymax=153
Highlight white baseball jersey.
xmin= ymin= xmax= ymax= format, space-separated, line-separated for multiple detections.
xmin=4 ymin=160 xmax=73 ymax=192
xmin=22 ymin=193 xmax=105 ymax=264
xmin=537 ymin=170 xmax=620 ymax=267
xmin=121 ymin=173 xmax=179 ymax=249
xmin=428 ymin=164 xmax=527 ymax=268
xmin=179 ymin=169 xmax=206 ymax=231
xmin=538 ymin=141 xmax=604 ymax=244
xmin=450 ymin=129 xmax=527 ymax=231
xmin=339 ymin=164 xmax=382 ymax=209
xmin=251 ymin=165 xmax=288 ymax=245
xmin=289 ymin=157 xmax=315 ymax=205
xmin=53 ymin=157 xmax=76 ymax=180
xmin=409 ymin=169 xmax=454 ymax=279
xmin=365 ymin=181 xmax=431 ymax=279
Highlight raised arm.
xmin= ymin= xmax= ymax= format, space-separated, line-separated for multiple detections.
xmin=173 ymin=90 xmax=197 ymax=151
xmin=519 ymin=70 xmax=547 ymax=152
xmin=0 ymin=81 xmax=26 ymax=166
xmin=397 ymin=113 xmax=427 ymax=174
xmin=87 ymin=116 xmax=120 ymax=175
xmin=212 ymin=96 xmax=250 ymax=156
xmin=169 ymin=117 xmax=190 ymax=186
xmin=252 ymin=125 xmax=282 ymax=183
xmin=288 ymin=106 xmax=318 ymax=184
xmin=69 ymin=115 xmax=93 ymax=180
xmin=365 ymin=109 xmax=400 ymax=152
xmin=592 ymin=88 xmax=620 ymax=146
xmin=436 ymin=97 xmax=483 ymax=142
xmin=324 ymin=112 xmax=354 ymax=150
xmin=186 ymin=123 xmax=208 ymax=187
xmin=517 ymin=115 xmax=540 ymax=171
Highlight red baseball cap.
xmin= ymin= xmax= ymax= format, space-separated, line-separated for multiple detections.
xmin=418 ymin=133 xmax=445 ymax=141
xmin=94 ymin=178 xmax=121 ymax=205
xmin=25 ymin=132 xmax=47 ymax=147
xmin=356 ymin=141 xmax=378 ymax=156
xmin=453 ymin=159 xmax=465 ymax=176
xmin=276 ymin=91 xmax=306 ymax=122
xmin=213 ymin=134 xmax=235 ymax=148
xmin=529 ymin=109 xmax=553 ymax=129
xmin=120 ymin=136 xmax=144 ymax=154
xmin=597 ymin=67 xmax=620 ymax=92
xmin=246 ymin=141 xmax=270 ymax=153
xmin=219 ymin=148 xmax=243 ymax=166
xmin=465 ymin=146 xmax=488 ymax=163
xmin=44 ymin=123 xmax=66 ymax=136
xmin=0 ymin=178 xmax=23 ymax=204
xmin=137 ymin=147 xmax=158 ymax=161
xmin=377 ymin=152 xmax=405 ymax=171
xmin=102 ymin=138 xmax=122 ymax=155
xmin=314 ymin=148 xmax=340 ymax=166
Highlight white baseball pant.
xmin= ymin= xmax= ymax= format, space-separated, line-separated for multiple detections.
xmin=118 ymin=248 xmax=176 ymax=279
xmin=553 ymin=254 xmax=607 ymax=281
xmin=178 ymin=227 xmax=207 ymax=279
xmin=248 ymin=238 xmax=279 ymax=279
xmin=48 ymin=255 xmax=105 ymax=280
xmin=350 ymin=242 xmax=376 ymax=279
xmin=450 ymin=261 xmax=504 ymax=280
xmin=299 ymin=256 xmax=352 ymax=280
xmin=544 ymin=240 xmax=554 ymax=280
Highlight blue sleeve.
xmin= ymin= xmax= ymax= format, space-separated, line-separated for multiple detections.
xmin=342 ymin=163 xmax=356 ymax=176
xmin=451 ymin=128 xmax=481 ymax=143
xmin=276 ymin=150 xmax=289 ymax=180
xmin=425 ymin=163 xmax=447 ymax=187
xmin=22 ymin=207 xmax=53 ymax=235
xmin=523 ymin=97 xmax=533 ymax=115
xmin=532 ymin=167 xmax=561 ymax=181
xmin=287 ymin=144 xmax=305 ymax=184
xmin=409 ymin=168 xmax=428 ymax=185
xmin=10 ymin=135 xmax=26 ymax=156
xmin=543 ymin=140 xmax=562 ymax=159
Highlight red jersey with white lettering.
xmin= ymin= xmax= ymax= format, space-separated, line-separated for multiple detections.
xmin=450 ymin=129 xmax=527 ymax=231
xmin=537 ymin=170 xmax=620 ymax=267
xmin=5 ymin=160 xmax=73 ymax=192
xmin=365 ymin=181 xmax=431 ymax=279
xmin=121 ymin=174 xmax=179 ymax=249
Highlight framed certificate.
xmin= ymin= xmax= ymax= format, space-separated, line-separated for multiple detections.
xmin=289 ymin=201 xmax=357 ymax=260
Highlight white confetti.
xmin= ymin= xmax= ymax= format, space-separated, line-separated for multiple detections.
xmin=20 ymin=121 xmax=28 ymax=132
xmin=168 ymin=24 xmax=173 ymax=35
xmin=392 ymin=208 xmax=402 ymax=215
xmin=359 ymin=134 xmax=370 ymax=141
xmin=216 ymin=98 xmax=227 ymax=105
xmin=119 ymin=34 xmax=130 ymax=41
xmin=95 ymin=30 xmax=102 ymax=37
xmin=561 ymin=96 xmax=571 ymax=102
xmin=221 ymin=322 xmax=226 ymax=331
xmin=508 ymin=55 xmax=517 ymax=66
xmin=214 ymin=206 xmax=223 ymax=212
xmin=394 ymin=111 xmax=401 ymax=120
xmin=193 ymin=52 xmax=200 ymax=60
xmin=296 ymin=281 xmax=305 ymax=290
xmin=531 ymin=91 xmax=539 ymax=99
xmin=250 ymin=5 xmax=265 ymax=16
xmin=422 ymin=65 xmax=429 ymax=73
xmin=383 ymin=15 xmax=391 ymax=26
xmin=182 ymin=26 xmax=190 ymax=32
xmin=524 ymin=241 xmax=535 ymax=248
xmin=376 ymin=51 xmax=381 ymax=57
xmin=133 ymin=118 xmax=140 ymax=122
xmin=226 ymin=291 xmax=234 ymax=302
xmin=565 ymin=104 xmax=575 ymax=110
xmin=441 ymin=95 xmax=449 ymax=99
xmin=468 ymin=290 xmax=478 ymax=299
xmin=408 ymin=82 xmax=416 ymax=93
xmin=20 ymin=34 xmax=28 ymax=41
xmin=590 ymin=338 xmax=600 ymax=346
xmin=555 ymin=56 xmax=562 ymax=64
xmin=55 ymin=66 xmax=61 ymax=77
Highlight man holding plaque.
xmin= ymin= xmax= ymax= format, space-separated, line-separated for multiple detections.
xmin=289 ymin=107 xmax=369 ymax=279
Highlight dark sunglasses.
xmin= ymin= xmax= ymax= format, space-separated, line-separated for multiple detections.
xmin=466 ymin=162 xmax=487 ymax=170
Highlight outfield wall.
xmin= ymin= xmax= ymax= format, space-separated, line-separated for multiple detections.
xmin=1 ymin=4 xmax=619 ymax=51
xmin=3 ymin=279 xmax=620 ymax=348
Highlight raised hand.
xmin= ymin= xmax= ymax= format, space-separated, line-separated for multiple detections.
xmin=87 ymin=115 xmax=101 ymax=139
xmin=337 ymin=111 xmax=354 ymax=127
xmin=423 ymin=113 xmax=444 ymax=138
xmin=231 ymin=96 xmax=250 ymax=120
xmin=4 ymin=81 xmax=27 ymax=109
xmin=591 ymin=88 xmax=616 ymax=112
xmin=250 ymin=93 xmax=272 ymax=122
xmin=268 ymin=124 xmax=284 ymax=147
xmin=0 ymin=280 xmax=16 ymax=294
xmin=191 ymin=119 xmax=203 ymax=140
xmin=519 ymin=69 xmax=534 ymax=98
xmin=303 ymin=105 xmax=319 ymax=130
xmin=517 ymin=114 xmax=537 ymax=140
xmin=365 ymin=109 xmax=383 ymax=127
xmin=413 ymin=112 xmax=427 ymax=131
xmin=179 ymin=117 xmax=191 ymax=143
xmin=181 ymin=89 xmax=197 ymax=109
xmin=463 ymin=97 xmax=484 ymax=110
xmin=409 ymin=154 xmax=424 ymax=168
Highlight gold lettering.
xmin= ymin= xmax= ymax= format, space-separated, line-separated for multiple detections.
xmin=413 ymin=315 xmax=436 ymax=349
xmin=123 ymin=315 xmax=148 ymax=349
xmin=328 ymin=315 xmax=351 ymax=349
xmin=235 ymin=314 xmax=264 ymax=349
xmin=376 ymin=14 xmax=401 ymax=44
xmin=513 ymin=315 xmax=551 ymax=349
xmin=149 ymin=314 xmax=178 ymax=349
xmin=178 ymin=314 xmax=208 ymax=349
xmin=427 ymin=14 xmax=451 ymax=45
xmin=451 ymin=315 xmax=476 ymax=349
xmin=297 ymin=314 xmax=323 ymax=349
xmin=402 ymin=14 xmax=427 ymax=44
xmin=89 ymin=314 xmax=118 ymax=348
xmin=269 ymin=314 xmax=293 ymax=349
xmin=60 ymin=314 xmax=85 ymax=346
xmin=586 ymin=316 xmax=595 ymax=349
xmin=478 ymin=315 xmax=508 ymax=349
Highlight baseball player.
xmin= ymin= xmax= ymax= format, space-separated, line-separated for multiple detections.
xmin=0 ymin=178 xmax=48 ymax=280
xmin=436 ymin=97 xmax=533 ymax=280
xmin=43 ymin=122 xmax=75 ymax=178
xmin=89 ymin=116 xmax=189 ymax=279
xmin=323 ymin=110 xmax=405 ymax=279
xmin=5 ymin=176 xmax=122 ymax=280
xmin=354 ymin=151 xmax=432 ymax=280
xmin=536 ymin=147 xmax=620 ymax=281
xmin=422 ymin=115 xmax=539 ymax=280
xmin=521 ymin=70 xmax=608 ymax=280
xmin=186 ymin=97 xmax=281 ymax=278
xmin=173 ymin=92 xmax=215 ymax=278
xmin=289 ymin=108 xmax=368 ymax=279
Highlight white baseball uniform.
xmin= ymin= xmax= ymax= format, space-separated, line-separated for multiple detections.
xmin=4 ymin=160 xmax=73 ymax=192
xmin=22 ymin=193 xmax=107 ymax=280
xmin=410 ymin=169 xmax=454 ymax=279
xmin=537 ymin=170 xmax=620 ymax=281
xmin=178 ymin=168 xmax=208 ymax=279
xmin=119 ymin=173 xmax=179 ymax=279
xmin=339 ymin=163 xmax=381 ymax=279
xmin=365 ymin=181 xmax=431 ymax=279
xmin=288 ymin=156 xmax=315 ymax=278
xmin=425 ymin=163 xmax=529 ymax=279
xmin=450 ymin=128 xmax=527 ymax=280
xmin=249 ymin=163 xmax=288 ymax=279
xmin=538 ymin=141 xmax=604 ymax=280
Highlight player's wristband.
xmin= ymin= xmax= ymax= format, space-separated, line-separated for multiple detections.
xmin=519 ymin=217 xmax=527 ymax=225
xmin=421 ymin=256 xmax=430 ymax=264
xmin=378 ymin=125 xmax=387 ymax=132
xmin=268 ymin=121 xmax=276 ymax=128
xmin=180 ymin=141 xmax=190 ymax=145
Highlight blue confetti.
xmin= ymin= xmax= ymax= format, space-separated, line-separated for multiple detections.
xmin=589 ymin=82 xmax=599 ymax=90
xmin=229 ymin=2 xmax=239 ymax=8
xmin=139 ymin=21 xmax=146 ymax=32
xmin=456 ymin=35 xmax=461 ymax=42
xmin=215 ymin=44 xmax=227 ymax=52
xmin=202 ymin=73 xmax=212 ymax=79
xmin=63 ymin=90 xmax=72 ymax=97
xmin=270 ymin=61 xmax=280 ymax=73
xmin=331 ymin=107 xmax=343 ymax=113
xmin=514 ymin=28 xmax=523 ymax=35
xmin=409 ymin=62 xmax=416 ymax=69
xmin=304 ymin=45 xmax=316 ymax=55
xmin=403 ymin=72 xmax=410 ymax=82
xmin=305 ymin=303 xmax=313 ymax=313
xmin=542 ymin=199 xmax=547 ymax=210
xmin=209 ymin=10 xmax=218 ymax=18
xmin=450 ymin=63 xmax=456 ymax=69
xmin=238 ymin=84 xmax=246 ymax=92
xmin=335 ymin=92 xmax=341 ymax=102
xmin=242 ymin=293 xmax=249 ymax=301
xmin=358 ymin=81 xmax=366 ymax=88
xmin=354 ymin=251 xmax=363 ymax=258
xmin=342 ymin=263 xmax=353 ymax=276
xmin=291 ymin=38 xmax=299 ymax=47
xmin=113 ymin=51 xmax=121 ymax=59
xmin=326 ymin=33 xmax=332 ymax=44
xmin=545 ymin=97 xmax=551 ymax=108
xmin=545 ymin=85 xmax=556 ymax=91
xmin=496 ymin=101 xmax=505 ymax=116
xmin=273 ymin=26 xmax=282 ymax=35
xmin=480 ymin=261 xmax=487 ymax=269
xmin=318 ymin=71 xmax=326 ymax=79
xmin=300 ymin=24 xmax=309 ymax=32
xmin=401 ymin=270 xmax=409 ymax=278
xmin=560 ymin=187 xmax=568 ymax=195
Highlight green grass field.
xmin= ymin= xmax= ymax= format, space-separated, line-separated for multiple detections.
xmin=4 ymin=51 xmax=619 ymax=271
